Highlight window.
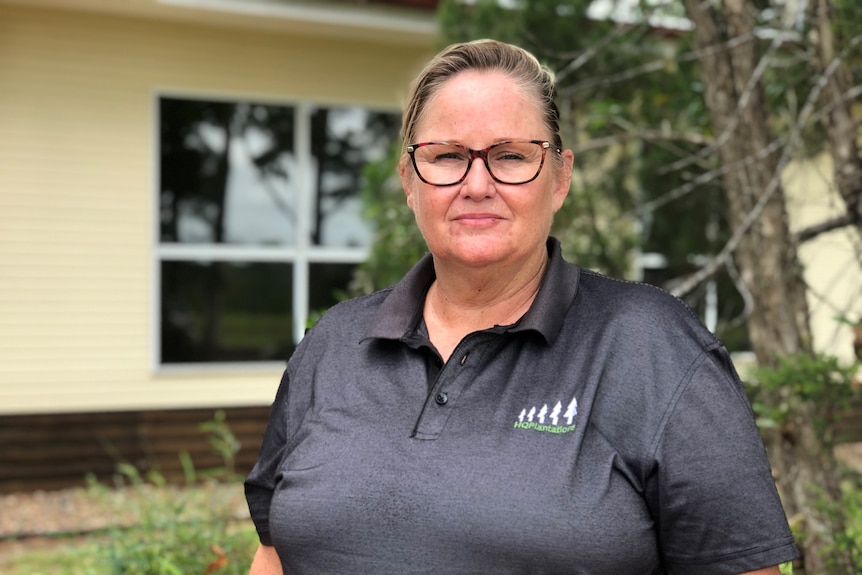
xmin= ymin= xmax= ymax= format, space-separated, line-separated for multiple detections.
xmin=156 ymin=96 xmax=400 ymax=366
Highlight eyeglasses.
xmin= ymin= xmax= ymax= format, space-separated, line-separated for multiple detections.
xmin=405 ymin=139 xmax=559 ymax=186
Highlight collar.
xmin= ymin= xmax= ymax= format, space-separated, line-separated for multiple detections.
xmin=362 ymin=237 xmax=580 ymax=346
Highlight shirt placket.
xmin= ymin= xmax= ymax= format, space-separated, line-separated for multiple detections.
xmin=411 ymin=332 xmax=496 ymax=440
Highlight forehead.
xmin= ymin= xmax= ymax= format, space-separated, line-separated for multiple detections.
xmin=415 ymin=70 xmax=545 ymax=142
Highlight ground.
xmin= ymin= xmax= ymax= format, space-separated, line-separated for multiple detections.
xmin=0 ymin=481 xmax=249 ymax=568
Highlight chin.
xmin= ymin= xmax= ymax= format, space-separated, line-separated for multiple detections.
xmin=440 ymin=238 xmax=511 ymax=267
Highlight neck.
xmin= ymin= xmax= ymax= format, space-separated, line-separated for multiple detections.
xmin=423 ymin=248 xmax=548 ymax=361
xmin=432 ymin=253 xmax=547 ymax=318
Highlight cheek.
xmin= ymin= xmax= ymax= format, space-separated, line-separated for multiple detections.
xmin=405 ymin=190 xmax=434 ymax=229
xmin=514 ymin=191 xmax=557 ymax=232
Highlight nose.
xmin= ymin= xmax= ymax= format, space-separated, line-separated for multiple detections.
xmin=460 ymin=155 xmax=495 ymax=199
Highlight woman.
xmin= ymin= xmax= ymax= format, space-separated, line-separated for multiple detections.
xmin=244 ymin=39 xmax=798 ymax=574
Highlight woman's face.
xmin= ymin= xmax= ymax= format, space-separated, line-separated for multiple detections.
xmin=400 ymin=70 xmax=573 ymax=271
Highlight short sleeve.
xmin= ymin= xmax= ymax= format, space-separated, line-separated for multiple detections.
xmin=648 ymin=348 xmax=799 ymax=574
xmin=244 ymin=368 xmax=291 ymax=546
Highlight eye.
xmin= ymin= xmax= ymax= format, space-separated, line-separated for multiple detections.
xmin=434 ymin=150 xmax=467 ymax=162
xmin=490 ymin=148 xmax=528 ymax=162
xmin=420 ymin=144 xmax=467 ymax=164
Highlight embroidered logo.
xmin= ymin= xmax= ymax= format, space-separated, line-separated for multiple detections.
xmin=513 ymin=397 xmax=578 ymax=434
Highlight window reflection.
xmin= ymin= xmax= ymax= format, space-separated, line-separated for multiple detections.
xmin=161 ymin=261 xmax=294 ymax=363
xmin=309 ymin=262 xmax=359 ymax=315
xmin=157 ymin=96 xmax=400 ymax=365
xmin=309 ymin=106 xmax=400 ymax=247
xmin=160 ymin=98 xmax=298 ymax=246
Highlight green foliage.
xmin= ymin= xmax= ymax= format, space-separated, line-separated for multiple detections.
xmin=1 ymin=539 xmax=105 ymax=575
xmin=197 ymin=409 xmax=242 ymax=480
xmin=350 ymin=139 xmax=428 ymax=296
xmin=833 ymin=0 xmax=862 ymax=58
xmin=61 ymin=476 xmax=254 ymax=575
xmin=84 ymin=413 xmax=256 ymax=575
xmin=745 ymin=350 xmax=862 ymax=570
xmin=748 ymin=352 xmax=861 ymax=440
xmin=437 ymin=0 xmax=525 ymax=49
xmin=97 ymin=470 xmax=255 ymax=575
xmin=817 ymin=478 xmax=862 ymax=572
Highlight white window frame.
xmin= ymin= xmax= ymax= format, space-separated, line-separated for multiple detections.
xmin=151 ymin=91 xmax=397 ymax=371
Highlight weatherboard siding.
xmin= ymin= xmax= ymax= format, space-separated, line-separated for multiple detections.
xmin=0 ymin=3 xmax=432 ymax=414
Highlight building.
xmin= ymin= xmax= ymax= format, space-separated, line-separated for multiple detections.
xmin=0 ymin=0 xmax=438 ymax=491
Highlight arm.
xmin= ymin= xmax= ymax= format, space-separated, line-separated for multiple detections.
xmin=245 ymin=371 xmax=292 ymax=574
xmin=249 ymin=544 xmax=282 ymax=575
xmin=647 ymin=351 xmax=799 ymax=571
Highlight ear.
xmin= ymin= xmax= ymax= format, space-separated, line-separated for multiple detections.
xmin=399 ymin=154 xmax=416 ymax=211
xmin=551 ymin=149 xmax=574 ymax=213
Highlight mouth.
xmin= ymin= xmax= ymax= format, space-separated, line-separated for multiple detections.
xmin=453 ymin=213 xmax=503 ymax=223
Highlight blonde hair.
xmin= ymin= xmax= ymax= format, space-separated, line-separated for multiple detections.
xmin=401 ymin=39 xmax=562 ymax=152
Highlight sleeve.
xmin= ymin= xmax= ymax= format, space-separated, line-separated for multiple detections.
xmin=244 ymin=368 xmax=291 ymax=546
xmin=647 ymin=347 xmax=799 ymax=575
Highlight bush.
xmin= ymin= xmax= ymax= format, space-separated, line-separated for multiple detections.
xmin=89 ymin=410 xmax=258 ymax=575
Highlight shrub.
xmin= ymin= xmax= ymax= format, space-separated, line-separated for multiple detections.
xmin=91 ymin=411 xmax=258 ymax=575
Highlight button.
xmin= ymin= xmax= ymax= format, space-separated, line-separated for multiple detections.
xmin=434 ymin=392 xmax=448 ymax=405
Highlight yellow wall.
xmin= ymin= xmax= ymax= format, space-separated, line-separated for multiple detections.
xmin=784 ymin=153 xmax=862 ymax=365
xmin=0 ymin=4 xmax=434 ymax=414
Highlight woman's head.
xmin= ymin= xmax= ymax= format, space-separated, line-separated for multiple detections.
xmin=398 ymin=40 xmax=573 ymax=272
xmin=401 ymin=39 xmax=562 ymax=154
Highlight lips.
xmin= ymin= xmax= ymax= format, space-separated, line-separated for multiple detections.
xmin=452 ymin=213 xmax=503 ymax=222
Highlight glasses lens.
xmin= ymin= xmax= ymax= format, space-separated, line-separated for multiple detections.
xmin=487 ymin=141 xmax=545 ymax=184
xmin=411 ymin=141 xmax=546 ymax=185
xmin=411 ymin=143 xmax=470 ymax=186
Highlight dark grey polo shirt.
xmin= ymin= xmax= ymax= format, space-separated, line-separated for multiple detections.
xmin=245 ymin=237 xmax=798 ymax=575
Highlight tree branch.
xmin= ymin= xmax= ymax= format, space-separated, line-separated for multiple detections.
xmin=657 ymin=31 xmax=787 ymax=176
xmin=637 ymin=137 xmax=785 ymax=215
xmin=558 ymin=32 xmax=757 ymax=97
xmin=554 ymin=22 xmax=644 ymax=84
xmin=575 ymin=128 xmax=714 ymax=153
xmin=670 ymin=21 xmax=841 ymax=298
xmin=794 ymin=213 xmax=860 ymax=243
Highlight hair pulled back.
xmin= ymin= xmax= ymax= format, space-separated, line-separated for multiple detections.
xmin=401 ymin=39 xmax=562 ymax=152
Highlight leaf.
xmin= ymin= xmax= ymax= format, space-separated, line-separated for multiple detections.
xmin=203 ymin=545 xmax=229 ymax=574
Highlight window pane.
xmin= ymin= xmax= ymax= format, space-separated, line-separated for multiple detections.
xmin=309 ymin=262 xmax=359 ymax=317
xmin=161 ymin=261 xmax=294 ymax=363
xmin=160 ymin=97 xmax=298 ymax=246
xmin=309 ymin=106 xmax=400 ymax=247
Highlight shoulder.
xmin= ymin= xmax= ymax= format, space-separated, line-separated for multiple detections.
xmin=569 ymin=270 xmax=733 ymax=475
xmin=314 ymin=289 xmax=392 ymax=333
xmin=575 ymin=268 xmax=718 ymax=351
xmin=577 ymin=269 xmax=697 ymax=319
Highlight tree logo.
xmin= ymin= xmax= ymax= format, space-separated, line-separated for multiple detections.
xmin=513 ymin=397 xmax=578 ymax=434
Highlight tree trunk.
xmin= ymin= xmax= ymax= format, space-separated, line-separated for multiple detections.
xmin=810 ymin=0 xmax=862 ymax=228
xmin=682 ymin=0 xmax=854 ymax=572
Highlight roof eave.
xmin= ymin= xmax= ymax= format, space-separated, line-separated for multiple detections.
xmin=0 ymin=0 xmax=439 ymax=46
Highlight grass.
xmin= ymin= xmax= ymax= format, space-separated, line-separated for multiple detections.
xmin=2 ymin=525 xmax=259 ymax=575
xmin=0 ymin=479 xmax=259 ymax=575
xmin=3 ymin=538 xmax=111 ymax=575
